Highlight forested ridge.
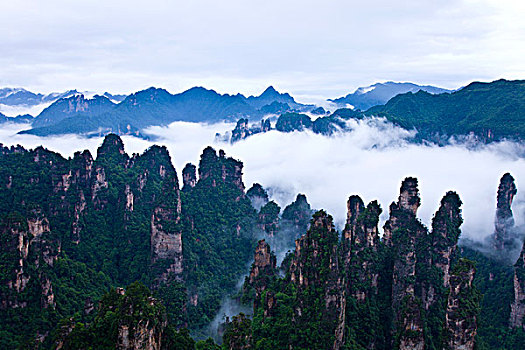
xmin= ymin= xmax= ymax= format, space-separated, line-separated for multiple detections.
xmin=0 ymin=135 xmax=524 ymax=349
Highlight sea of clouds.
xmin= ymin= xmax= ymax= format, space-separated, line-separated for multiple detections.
xmin=1 ymin=118 xmax=525 ymax=243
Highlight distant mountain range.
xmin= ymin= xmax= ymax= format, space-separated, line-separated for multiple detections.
xmin=229 ymin=79 xmax=525 ymax=143
xmin=2 ymin=80 xmax=523 ymax=142
xmin=0 ymin=87 xmax=126 ymax=107
xmin=14 ymin=86 xmax=314 ymax=137
xmin=329 ymin=82 xmax=452 ymax=110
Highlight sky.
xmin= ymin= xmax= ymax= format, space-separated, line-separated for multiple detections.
xmin=1 ymin=0 xmax=524 ymax=101
xmin=1 ymin=119 xmax=524 ymax=246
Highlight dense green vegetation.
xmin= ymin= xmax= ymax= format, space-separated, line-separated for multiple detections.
xmin=181 ymin=147 xmax=257 ymax=333
xmin=367 ymin=79 xmax=525 ymax=141
xmin=460 ymin=247 xmax=525 ymax=349
xmin=1 ymin=134 xmax=525 ymax=349
xmin=56 ymin=282 xmax=195 ymax=350
xmin=0 ymin=137 xmax=259 ymax=348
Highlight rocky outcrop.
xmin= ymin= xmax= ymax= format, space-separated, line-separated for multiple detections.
xmin=492 ymin=173 xmax=518 ymax=251
xmin=510 ymin=241 xmax=525 ymax=330
xmin=231 ymin=118 xmax=251 ymax=143
xmin=384 ymin=179 xmax=469 ymax=350
xmin=281 ymin=193 xmax=312 ymax=233
xmin=182 ymin=163 xmax=197 ymax=191
xmin=115 ymin=289 xmax=167 ymax=350
xmin=247 ymin=240 xmax=276 ymax=309
xmin=151 ymin=176 xmax=183 ymax=284
xmin=430 ymin=192 xmax=463 ymax=289
xmin=383 ymin=178 xmax=426 ymax=349
xmin=96 ymin=132 xmax=128 ymax=166
xmin=230 ymin=118 xmax=272 ymax=143
xmin=246 ymin=183 xmax=269 ymax=210
xmin=383 ymin=177 xmax=421 ymax=246
xmin=289 ymin=211 xmax=345 ymax=350
xmin=56 ymin=284 xmax=168 ymax=350
xmin=199 ymin=146 xmax=245 ymax=192
xmin=446 ymin=259 xmax=479 ymax=350
xmin=244 ymin=176 xmax=480 ymax=349
xmin=342 ymin=196 xmax=382 ymax=300
xmin=223 ymin=313 xmax=253 ymax=350
xmin=1 ymin=210 xmax=58 ymax=310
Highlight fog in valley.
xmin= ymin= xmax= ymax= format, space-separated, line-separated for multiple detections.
xmin=1 ymin=118 xmax=525 ymax=245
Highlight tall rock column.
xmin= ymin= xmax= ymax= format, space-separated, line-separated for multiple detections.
xmin=151 ymin=169 xmax=183 ymax=285
xmin=246 ymin=240 xmax=276 ymax=311
xmin=429 ymin=192 xmax=463 ymax=289
xmin=385 ymin=177 xmax=426 ymax=350
xmin=342 ymin=195 xmax=382 ymax=300
xmin=289 ymin=211 xmax=345 ymax=350
xmin=510 ymin=241 xmax=525 ymax=330
xmin=492 ymin=173 xmax=517 ymax=251
xmin=341 ymin=196 xmax=383 ymax=349
xmin=445 ymin=259 xmax=479 ymax=350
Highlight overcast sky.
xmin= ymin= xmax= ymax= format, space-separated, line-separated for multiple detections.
xmin=1 ymin=0 xmax=524 ymax=100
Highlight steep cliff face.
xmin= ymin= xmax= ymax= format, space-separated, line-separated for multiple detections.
xmin=231 ymin=118 xmax=251 ymax=143
xmin=223 ymin=313 xmax=253 ymax=350
xmin=246 ymin=177 xmax=478 ymax=350
xmin=198 ymin=146 xmax=245 ymax=192
xmin=289 ymin=211 xmax=345 ymax=349
xmin=429 ymin=192 xmax=463 ymax=289
xmin=247 ymin=240 xmax=276 ymax=310
xmin=383 ymin=177 xmax=422 ymax=246
xmin=0 ymin=209 xmax=59 ymax=311
xmin=342 ymin=196 xmax=382 ymax=300
xmin=117 ymin=294 xmax=166 ymax=350
xmin=446 ymin=259 xmax=479 ymax=350
xmin=149 ymin=151 xmax=183 ymax=285
xmin=57 ymin=283 xmax=175 ymax=350
xmin=510 ymin=241 xmax=525 ymax=330
xmin=384 ymin=178 xmax=426 ymax=349
xmin=492 ymin=173 xmax=518 ymax=252
xmin=0 ymin=134 xmax=186 ymax=346
xmin=181 ymin=146 xmax=256 ymax=330
xmin=151 ymin=204 xmax=183 ymax=284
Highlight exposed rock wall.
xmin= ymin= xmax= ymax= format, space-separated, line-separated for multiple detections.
xmin=199 ymin=146 xmax=245 ymax=192
xmin=385 ymin=178 xmax=426 ymax=350
xmin=493 ymin=173 xmax=517 ymax=251
xmin=445 ymin=259 xmax=478 ymax=350
xmin=151 ymin=173 xmax=183 ymax=284
xmin=342 ymin=196 xmax=382 ymax=300
xmin=247 ymin=240 xmax=276 ymax=310
xmin=510 ymin=241 xmax=525 ymax=330
xmin=1 ymin=210 xmax=58 ymax=310
xmin=289 ymin=211 xmax=345 ymax=350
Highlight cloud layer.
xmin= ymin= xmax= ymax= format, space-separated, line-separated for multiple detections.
xmin=0 ymin=1 xmax=524 ymax=98
xmin=1 ymin=119 xmax=525 ymax=243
